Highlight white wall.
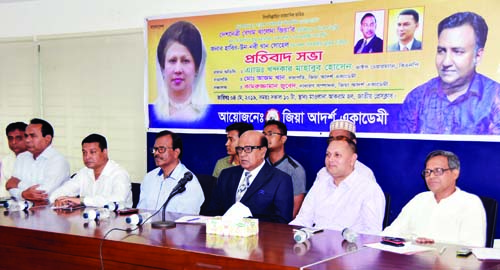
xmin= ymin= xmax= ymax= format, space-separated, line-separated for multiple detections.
xmin=0 ymin=0 xmax=317 ymax=38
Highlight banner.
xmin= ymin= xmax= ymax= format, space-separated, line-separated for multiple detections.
xmin=146 ymin=0 xmax=500 ymax=138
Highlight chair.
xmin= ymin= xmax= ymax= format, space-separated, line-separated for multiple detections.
xmin=131 ymin=182 xmax=141 ymax=208
xmin=479 ymin=196 xmax=498 ymax=248
xmin=383 ymin=192 xmax=391 ymax=229
xmin=196 ymin=174 xmax=217 ymax=215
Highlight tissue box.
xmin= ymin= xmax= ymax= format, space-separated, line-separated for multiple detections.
xmin=206 ymin=217 xmax=259 ymax=237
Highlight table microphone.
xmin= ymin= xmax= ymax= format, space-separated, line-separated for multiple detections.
xmin=151 ymin=171 xmax=193 ymax=229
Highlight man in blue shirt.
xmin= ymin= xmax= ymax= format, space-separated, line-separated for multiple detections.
xmin=399 ymin=12 xmax=500 ymax=134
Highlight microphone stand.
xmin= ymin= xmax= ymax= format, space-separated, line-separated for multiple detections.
xmin=151 ymin=186 xmax=186 ymax=229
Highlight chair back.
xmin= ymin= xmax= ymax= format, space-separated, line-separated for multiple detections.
xmin=196 ymin=174 xmax=217 ymax=215
xmin=479 ymin=196 xmax=498 ymax=247
xmin=383 ymin=192 xmax=391 ymax=229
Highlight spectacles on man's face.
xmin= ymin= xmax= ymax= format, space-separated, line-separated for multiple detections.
xmin=151 ymin=146 xmax=173 ymax=154
xmin=421 ymin=168 xmax=452 ymax=178
xmin=235 ymin=145 xmax=264 ymax=154
xmin=263 ymin=131 xmax=283 ymax=137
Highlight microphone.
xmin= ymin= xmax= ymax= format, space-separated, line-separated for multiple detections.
xmin=151 ymin=171 xmax=193 ymax=229
xmin=341 ymin=227 xmax=358 ymax=243
xmin=293 ymin=229 xmax=312 ymax=243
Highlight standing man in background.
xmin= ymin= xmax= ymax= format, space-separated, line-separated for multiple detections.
xmin=0 ymin=122 xmax=27 ymax=198
xmin=6 ymin=118 xmax=70 ymax=202
xmin=212 ymin=122 xmax=254 ymax=178
xmin=263 ymin=120 xmax=306 ymax=218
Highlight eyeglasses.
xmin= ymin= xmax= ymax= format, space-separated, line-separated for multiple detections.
xmin=263 ymin=131 xmax=283 ymax=137
xmin=327 ymin=135 xmax=355 ymax=144
xmin=235 ymin=145 xmax=264 ymax=154
xmin=421 ymin=168 xmax=452 ymax=178
xmin=151 ymin=146 xmax=173 ymax=154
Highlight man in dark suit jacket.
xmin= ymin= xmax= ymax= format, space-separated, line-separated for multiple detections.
xmin=388 ymin=9 xmax=422 ymax=52
xmin=206 ymin=130 xmax=293 ymax=223
xmin=354 ymin=13 xmax=384 ymax=54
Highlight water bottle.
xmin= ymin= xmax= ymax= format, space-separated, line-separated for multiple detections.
xmin=125 ymin=212 xmax=152 ymax=225
xmin=293 ymin=229 xmax=312 ymax=243
xmin=341 ymin=228 xmax=358 ymax=243
xmin=104 ymin=201 xmax=126 ymax=212
xmin=4 ymin=200 xmax=33 ymax=211
xmin=82 ymin=208 xmax=111 ymax=222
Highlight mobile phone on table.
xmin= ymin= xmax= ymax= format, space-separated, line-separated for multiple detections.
xmin=381 ymin=236 xmax=405 ymax=247
xmin=456 ymin=248 xmax=472 ymax=257
xmin=117 ymin=208 xmax=139 ymax=215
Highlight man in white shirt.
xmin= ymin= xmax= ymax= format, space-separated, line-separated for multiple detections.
xmin=0 ymin=122 xmax=27 ymax=197
xmin=138 ymin=130 xmax=204 ymax=214
xmin=382 ymin=150 xmax=486 ymax=247
xmin=6 ymin=118 xmax=70 ymax=202
xmin=50 ymin=134 xmax=132 ymax=208
xmin=290 ymin=136 xmax=385 ymax=234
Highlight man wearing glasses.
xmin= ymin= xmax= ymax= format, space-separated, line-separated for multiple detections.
xmin=290 ymin=136 xmax=385 ymax=234
xmin=137 ymin=130 xmax=204 ymax=214
xmin=382 ymin=150 xmax=486 ymax=246
xmin=263 ymin=120 xmax=306 ymax=218
xmin=206 ymin=130 xmax=293 ymax=223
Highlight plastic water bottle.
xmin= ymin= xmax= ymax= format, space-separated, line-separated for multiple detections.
xmin=342 ymin=228 xmax=358 ymax=243
xmin=293 ymin=229 xmax=312 ymax=243
xmin=103 ymin=201 xmax=126 ymax=212
xmin=125 ymin=212 xmax=152 ymax=225
xmin=82 ymin=208 xmax=111 ymax=222
xmin=4 ymin=200 xmax=33 ymax=211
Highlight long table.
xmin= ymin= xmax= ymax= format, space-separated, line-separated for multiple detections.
xmin=0 ymin=206 xmax=499 ymax=269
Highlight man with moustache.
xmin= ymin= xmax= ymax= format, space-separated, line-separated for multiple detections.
xmin=290 ymin=136 xmax=385 ymax=234
xmin=399 ymin=12 xmax=500 ymax=134
xmin=207 ymin=130 xmax=293 ymax=223
xmin=50 ymin=134 xmax=132 ymax=208
xmin=388 ymin=9 xmax=422 ymax=51
xmin=354 ymin=12 xmax=384 ymax=54
xmin=382 ymin=150 xmax=486 ymax=247
xmin=212 ymin=122 xmax=254 ymax=178
xmin=6 ymin=118 xmax=70 ymax=202
xmin=0 ymin=122 xmax=28 ymax=197
xmin=137 ymin=130 xmax=204 ymax=214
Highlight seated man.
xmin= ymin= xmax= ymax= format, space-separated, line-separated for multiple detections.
xmin=6 ymin=118 xmax=70 ymax=202
xmin=382 ymin=150 xmax=486 ymax=247
xmin=263 ymin=120 xmax=306 ymax=218
xmin=50 ymin=134 xmax=132 ymax=208
xmin=290 ymin=136 xmax=385 ymax=234
xmin=317 ymin=119 xmax=376 ymax=182
xmin=212 ymin=122 xmax=254 ymax=178
xmin=1 ymin=122 xmax=27 ymax=198
xmin=206 ymin=130 xmax=293 ymax=223
xmin=138 ymin=130 xmax=204 ymax=214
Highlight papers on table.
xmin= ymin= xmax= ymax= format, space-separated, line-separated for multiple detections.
xmin=365 ymin=242 xmax=435 ymax=255
xmin=472 ymin=248 xmax=500 ymax=260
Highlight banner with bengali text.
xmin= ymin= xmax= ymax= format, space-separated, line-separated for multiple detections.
xmin=146 ymin=0 xmax=500 ymax=139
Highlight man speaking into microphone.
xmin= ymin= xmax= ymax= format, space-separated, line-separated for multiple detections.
xmin=137 ymin=130 xmax=204 ymax=214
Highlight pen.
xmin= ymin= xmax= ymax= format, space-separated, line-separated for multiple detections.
xmin=439 ymin=246 xmax=447 ymax=255
xmin=187 ymin=217 xmax=200 ymax=222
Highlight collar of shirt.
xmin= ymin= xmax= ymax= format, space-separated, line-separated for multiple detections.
xmin=437 ymin=72 xmax=482 ymax=101
xmin=266 ymin=154 xmax=288 ymax=167
xmin=328 ymin=169 xmax=360 ymax=189
xmin=156 ymin=162 xmax=186 ymax=182
xmin=241 ymin=160 xmax=266 ymax=187
xmin=399 ymin=39 xmax=414 ymax=50
xmin=432 ymin=187 xmax=461 ymax=205
xmin=34 ymin=144 xmax=56 ymax=161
